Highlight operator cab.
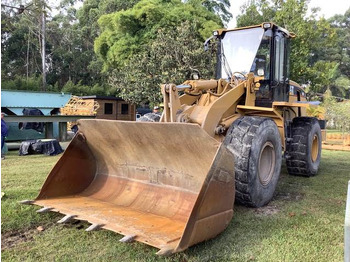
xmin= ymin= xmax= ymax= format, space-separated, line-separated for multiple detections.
xmin=212 ymin=23 xmax=295 ymax=107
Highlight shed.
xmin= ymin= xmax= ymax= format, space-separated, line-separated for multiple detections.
xmin=80 ymin=96 xmax=136 ymax=121
xmin=1 ymin=90 xmax=93 ymax=142
xmin=1 ymin=90 xmax=71 ymax=115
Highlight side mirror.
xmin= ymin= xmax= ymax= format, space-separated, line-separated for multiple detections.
xmin=257 ymin=68 xmax=265 ymax=76
xmin=203 ymin=35 xmax=214 ymax=52
xmin=192 ymin=73 xmax=199 ymax=80
xmin=190 ymin=69 xmax=201 ymax=80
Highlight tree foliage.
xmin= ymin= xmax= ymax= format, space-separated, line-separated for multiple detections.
xmin=95 ymin=0 xmax=222 ymax=70
xmin=326 ymin=9 xmax=350 ymax=98
xmin=1 ymin=0 xmax=46 ymax=81
xmin=1 ymin=75 xmax=56 ymax=91
xmin=94 ymin=0 xmax=223 ymax=103
xmin=190 ymin=0 xmax=232 ymax=24
xmin=44 ymin=0 xmax=138 ymax=89
xmin=1 ymin=0 xmax=348 ymax=104
xmin=1 ymin=0 xmax=227 ymax=100
xmin=108 ymin=21 xmax=217 ymax=104
xmin=1 ymin=0 xmax=139 ymax=91
xmin=323 ymin=92 xmax=350 ymax=132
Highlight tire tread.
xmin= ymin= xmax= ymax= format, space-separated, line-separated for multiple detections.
xmin=224 ymin=116 xmax=268 ymax=206
xmin=286 ymin=117 xmax=321 ymax=177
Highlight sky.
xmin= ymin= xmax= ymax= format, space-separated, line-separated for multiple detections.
xmin=227 ymin=0 xmax=350 ymax=28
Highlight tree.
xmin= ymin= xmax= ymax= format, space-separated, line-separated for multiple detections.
xmin=95 ymin=0 xmax=222 ymax=70
xmin=323 ymin=91 xmax=350 ymax=132
xmin=1 ymin=0 xmax=53 ymax=91
xmin=326 ymin=9 xmax=350 ymax=98
xmin=236 ymin=0 xmax=276 ymax=26
xmin=189 ymin=0 xmax=232 ymax=24
xmin=108 ymin=21 xmax=217 ymax=104
xmin=2 ymin=0 xmax=230 ymax=99
xmin=1 ymin=1 xmax=39 ymax=80
xmin=1 ymin=0 xmax=138 ymax=93
xmin=95 ymin=0 xmax=223 ymax=104
xmin=1 ymin=0 xmax=51 ymax=90
xmin=328 ymin=9 xmax=350 ymax=78
xmin=73 ymin=0 xmax=140 ymax=86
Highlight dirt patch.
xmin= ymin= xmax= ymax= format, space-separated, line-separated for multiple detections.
xmin=1 ymin=228 xmax=37 ymax=250
xmin=274 ymin=191 xmax=304 ymax=202
xmin=254 ymin=205 xmax=280 ymax=216
xmin=2 ymin=220 xmax=89 ymax=250
xmin=1 ymin=223 xmax=57 ymax=250
xmin=63 ymin=219 xmax=87 ymax=230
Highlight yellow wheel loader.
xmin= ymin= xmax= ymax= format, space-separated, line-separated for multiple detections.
xmin=22 ymin=23 xmax=323 ymax=255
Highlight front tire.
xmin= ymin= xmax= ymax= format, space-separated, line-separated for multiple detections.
xmin=224 ymin=116 xmax=282 ymax=207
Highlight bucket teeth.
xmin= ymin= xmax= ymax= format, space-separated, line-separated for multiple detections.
xmin=85 ymin=223 xmax=103 ymax=232
xmin=119 ymin=235 xmax=136 ymax=243
xmin=37 ymin=207 xmax=53 ymax=213
xmin=57 ymin=214 xmax=76 ymax=224
xmin=19 ymin=200 xmax=34 ymax=205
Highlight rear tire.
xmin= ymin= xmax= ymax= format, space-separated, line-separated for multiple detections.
xmin=286 ymin=117 xmax=321 ymax=176
xmin=224 ymin=116 xmax=282 ymax=207
xmin=137 ymin=113 xmax=161 ymax=122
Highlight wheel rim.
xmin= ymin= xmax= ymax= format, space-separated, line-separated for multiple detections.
xmin=258 ymin=141 xmax=275 ymax=186
xmin=311 ymin=134 xmax=319 ymax=162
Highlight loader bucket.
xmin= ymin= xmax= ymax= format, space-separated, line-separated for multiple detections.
xmin=32 ymin=120 xmax=235 ymax=255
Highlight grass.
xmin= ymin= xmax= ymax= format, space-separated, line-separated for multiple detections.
xmin=326 ymin=129 xmax=349 ymax=135
xmin=1 ymin=149 xmax=349 ymax=261
xmin=326 ymin=129 xmax=341 ymax=134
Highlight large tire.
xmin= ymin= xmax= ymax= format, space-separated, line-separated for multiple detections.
xmin=286 ymin=117 xmax=321 ymax=176
xmin=224 ymin=116 xmax=282 ymax=207
xmin=137 ymin=113 xmax=161 ymax=122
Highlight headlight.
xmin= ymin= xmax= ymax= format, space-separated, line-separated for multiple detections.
xmin=263 ymin=23 xmax=271 ymax=29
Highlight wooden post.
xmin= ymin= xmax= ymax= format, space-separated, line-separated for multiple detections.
xmin=59 ymin=122 xmax=67 ymax=142
xmin=45 ymin=123 xmax=53 ymax=139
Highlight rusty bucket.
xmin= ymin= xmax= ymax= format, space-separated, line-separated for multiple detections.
xmin=30 ymin=120 xmax=235 ymax=255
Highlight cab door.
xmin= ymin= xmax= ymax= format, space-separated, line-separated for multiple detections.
xmin=271 ymin=31 xmax=290 ymax=102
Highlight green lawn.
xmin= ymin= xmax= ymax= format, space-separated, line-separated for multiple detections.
xmin=1 ymin=150 xmax=349 ymax=261
xmin=326 ymin=129 xmax=349 ymax=135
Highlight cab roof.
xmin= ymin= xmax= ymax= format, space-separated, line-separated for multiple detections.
xmin=215 ymin=22 xmax=296 ymax=38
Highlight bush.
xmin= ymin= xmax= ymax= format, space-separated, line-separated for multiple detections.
xmin=61 ymin=81 xmax=115 ymax=96
xmin=1 ymin=76 xmax=59 ymax=92
xmin=323 ymin=91 xmax=350 ymax=132
xmin=1 ymin=76 xmax=41 ymax=91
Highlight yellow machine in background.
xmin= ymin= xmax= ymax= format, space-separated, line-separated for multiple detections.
xmin=23 ymin=23 xmax=323 ymax=255
xmin=60 ymin=96 xmax=99 ymax=130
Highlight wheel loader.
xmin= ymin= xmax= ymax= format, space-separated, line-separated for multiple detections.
xmin=22 ymin=23 xmax=323 ymax=255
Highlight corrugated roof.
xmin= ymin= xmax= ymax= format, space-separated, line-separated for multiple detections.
xmin=1 ymin=90 xmax=71 ymax=108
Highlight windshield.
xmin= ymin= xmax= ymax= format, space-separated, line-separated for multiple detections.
xmin=220 ymin=27 xmax=264 ymax=79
